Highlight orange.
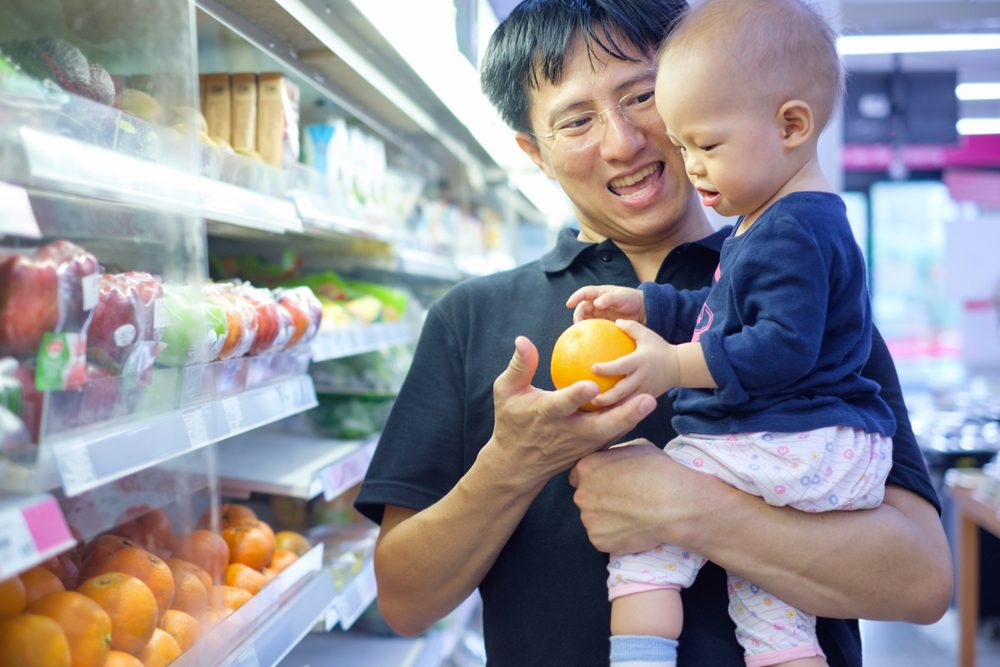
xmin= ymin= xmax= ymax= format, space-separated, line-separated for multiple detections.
xmin=247 ymin=520 xmax=276 ymax=551
xmin=200 ymin=606 xmax=231 ymax=631
xmin=550 ymin=319 xmax=637 ymax=411
xmin=213 ymin=585 xmax=252 ymax=612
xmin=260 ymin=568 xmax=277 ymax=586
xmin=134 ymin=628 xmax=181 ymax=667
xmin=196 ymin=504 xmax=257 ymax=531
xmin=171 ymin=531 xmax=229 ymax=583
xmin=76 ymin=573 xmax=158 ymax=655
xmin=27 ymin=591 xmax=113 ymax=667
xmin=21 ymin=566 xmax=65 ymax=604
xmin=0 ymin=613 xmax=71 ymax=667
xmin=222 ymin=524 xmax=274 ymax=571
xmin=267 ymin=549 xmax=298 ymax=575
xmin=224 ymin=563 xmax=264 ymax=595
xmin=166 ymin=566 xmax=208 ymax=622
xmin=90 ymin=548 xmax=174 ymax=619
xmin=0 ymin=576 xmax=26 ymax=617
xmin=159 ymin=610 xmax=201 ymax=652
xmin=112 ymin=508 xmax=172 ymax=555
xmin=165 ymin=559 xmax=212 ymax=599
xmin=104 ymin=651 xmax=145 ymax=667
xmin=80 ymin=536 xmax=136 ymax=567
xmin=274 ymin=531 xmax=311 ymax=557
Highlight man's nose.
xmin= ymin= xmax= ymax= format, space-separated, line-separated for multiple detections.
xmin=598 ymin=111 xmax=644 ymax=160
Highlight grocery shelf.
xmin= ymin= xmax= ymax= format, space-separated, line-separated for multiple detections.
xmin=218 ymin=432 xmax=378 ymax=501
xmin=396 ymin=248 xmax=463 ymax=282
xmin=0 ymin=493 xmax=76 ymax=580
xmin=6 ymin=374 xmax=317 ymax=497
xmin=291 ymin=191 xmax=393 ymax=244
xmin=175 ymin=544 xmax=334 ymax=667
xmin=9 ymin=126 xmax=301 ymax=234
xmin=310 ymin=322 xmax=413 ymax=362
xmin=324 ymin=557 xmax=377 ymax=631
xmin=277 ymin=632 xmax=442 ymax=667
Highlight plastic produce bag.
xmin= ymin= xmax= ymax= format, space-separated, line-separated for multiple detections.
xmin=157 ymin=285 xmax=228 ymax=367
xmin=236 ymin=284 xmax=293 ymax=355
xmin=88 ymin=272 xmax=166 ymax=375
xmin=274 ymin=286 xmax=322 ymax=350
xmin=203 ymin=284 xmax=258 ymax=360
xmin=0 ymin=241 xmax=99 ymax=391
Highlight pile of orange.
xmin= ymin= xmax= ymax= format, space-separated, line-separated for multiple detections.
xmin=0 ymin=504 xmax=311 ymax=667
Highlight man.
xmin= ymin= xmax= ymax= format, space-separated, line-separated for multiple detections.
xmin=354 ymin=1 xmax=952 ymax=665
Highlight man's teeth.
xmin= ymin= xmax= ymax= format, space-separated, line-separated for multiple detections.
xmin=610 ymin=164 xmax=656 ymax=188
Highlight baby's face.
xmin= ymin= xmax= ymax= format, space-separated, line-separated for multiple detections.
xmin=655 ymin=49 xmax=794 ymax=219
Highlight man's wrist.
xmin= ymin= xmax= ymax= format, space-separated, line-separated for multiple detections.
xmin=473 ymin=435 xmax=550 ymax=498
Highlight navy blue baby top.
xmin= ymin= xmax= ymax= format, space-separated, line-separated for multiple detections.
xmin=640 ymin=192 xmax=897 ymax=438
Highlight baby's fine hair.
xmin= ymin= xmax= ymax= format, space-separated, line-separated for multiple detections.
xmin=658 ymin=0 xmax=844 ymax=130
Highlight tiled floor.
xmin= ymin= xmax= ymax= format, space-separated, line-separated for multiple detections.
xmin=861 ymin=609 xmax=1000 ymax=666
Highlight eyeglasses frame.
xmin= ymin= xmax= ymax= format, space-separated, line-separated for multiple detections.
xmin=530 ymin=85 xmax=658 ymax=141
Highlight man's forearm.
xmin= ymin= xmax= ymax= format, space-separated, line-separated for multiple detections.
xmin=674 ymin=476 xmax=953 ymax=622
xmin=373 ymin=444 xmax=546 ymax=636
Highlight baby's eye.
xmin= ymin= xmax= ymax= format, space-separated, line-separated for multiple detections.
xmin=700 ymin=144 xmax=717 ymax=152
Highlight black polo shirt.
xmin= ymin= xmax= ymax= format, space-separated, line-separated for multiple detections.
xmin=356 ymin=227 xmax=938 ymax=667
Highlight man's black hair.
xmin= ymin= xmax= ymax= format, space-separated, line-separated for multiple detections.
xmin=480 ymin=0 xmax=688 ymax=135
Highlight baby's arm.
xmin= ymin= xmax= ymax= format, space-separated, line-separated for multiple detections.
xmin=589 ymin=321 xmax=717 ymax=408
xmin=566 ymin=285 xmax=646 ymax=325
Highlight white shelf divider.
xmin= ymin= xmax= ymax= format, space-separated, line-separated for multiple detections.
xmin=0 ymin=493 xmax=76 ymax=580
xmin=218 ymin=433 xmax=378 ymax=501
xmin=311 ymin=322 xmax=413 ymax=362
xmin=33 ymin=375 xmax=317 ymax=497
xmin=17 ymin=127 xmax=301 ymax=234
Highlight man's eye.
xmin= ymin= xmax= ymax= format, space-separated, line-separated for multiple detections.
xmin=556 ymin=116 xmax=592 ymax=132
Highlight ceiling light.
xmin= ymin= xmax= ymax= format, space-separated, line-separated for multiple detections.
xmin=956 ymin=83 xmax=1000 ymax=100
xmin=956 ymin=118 xmax=1000 ymax=135
xmin=837 ymin=34 xmax=1000 ymax=55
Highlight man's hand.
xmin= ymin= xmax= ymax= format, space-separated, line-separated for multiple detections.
xmin=486 ymin=336 xmax=658 ymax=491
xmin=568 ymin=440 xmax=701 ymax=554
xmin=567 ymin=285 xmax=646 ymax=325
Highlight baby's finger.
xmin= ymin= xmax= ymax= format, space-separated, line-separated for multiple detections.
xmin=592 ymin=353 xmax=638 ymax=378
xmin=566 ymin=285 xmax=607 ymax=309
xmin=573 ymin=301 xmax=594 ymax=324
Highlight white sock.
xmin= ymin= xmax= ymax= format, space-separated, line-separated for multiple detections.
xmin=609 ymin=635 xmax=678 ymax=667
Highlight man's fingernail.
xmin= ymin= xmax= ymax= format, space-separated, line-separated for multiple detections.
xmin=640 ymin=397 xmax=656 ymax=414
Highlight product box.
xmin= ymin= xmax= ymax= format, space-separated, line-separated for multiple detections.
xmin=204 ymin=73 xmax=232 ymax=146
xmin=199 ymin=74 xmax=206 ymax=117
xmin=231 ymin=73 xmax=257 ymax=152
xmin=257 ymin=72 xmax=300 ymax=169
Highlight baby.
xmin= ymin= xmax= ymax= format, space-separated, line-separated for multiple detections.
xmin=566 ymin=1 xmax=896 ymax=666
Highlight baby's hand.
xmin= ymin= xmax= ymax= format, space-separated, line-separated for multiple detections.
xmin=566 ymin=285 xmax=646 ymax=325
xmin=589 ymin=320 xmax=678 ymax=408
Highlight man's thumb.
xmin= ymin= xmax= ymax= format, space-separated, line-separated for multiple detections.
xmin=499 ymin=336 xmax=538 ymax=392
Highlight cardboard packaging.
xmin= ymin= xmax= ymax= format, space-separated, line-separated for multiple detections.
xmin=204 ymin=73 xmax=232 ymax=146
xmin=231 ymin=73 xmax=257 ymax=152
xmin=257 ymin=72 xmax=300 ymax=169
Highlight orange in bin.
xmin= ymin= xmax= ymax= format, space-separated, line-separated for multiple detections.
xmin=26 ymin=591 xmax=113 ymax=667
xmin=76 ymin=573 xmax=157 ymax=655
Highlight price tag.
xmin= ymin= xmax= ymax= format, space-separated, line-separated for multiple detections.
xmin=222 ymin=397 xmax=243 ymax=433
xmin=277 ymin=382 xmax=295 ymax=409
xmin=0 ymin=508 xmax=40 ymax=578
xmin=153 ymin=298 xmax=167 ymax=330
xmin=318 ymin=464 xmax=344 ymax=502
xmin=55 ymin=445 xmax=98 ymax=494
xmin=0 ymin=182 xmax=41 ymax=239
xmin=81 ymin=273 xmax=99 ymax=311
xmin=182 ymin=408 xmax=209 ymax=448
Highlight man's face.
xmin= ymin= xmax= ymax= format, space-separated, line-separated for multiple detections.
xmin=516 ymin=32 xmax=697 ymax=246
xmin=656 ymin=49 xmax=789 ymax=220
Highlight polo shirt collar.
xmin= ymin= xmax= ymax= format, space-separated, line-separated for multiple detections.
xmin=540 ymin=225 xmax=733 ymax=274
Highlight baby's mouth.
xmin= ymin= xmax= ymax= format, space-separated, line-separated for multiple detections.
xmin=697 ymin=188 xmax=721 ymax=207
xmin=608 ymin=162 xmax=663 ymax=197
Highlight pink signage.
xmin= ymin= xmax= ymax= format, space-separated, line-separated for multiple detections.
xmin=842 ymin=134 xmax=1000 ymax=171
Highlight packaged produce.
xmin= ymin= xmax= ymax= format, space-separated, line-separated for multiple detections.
xmin=235 ymin=285 xmax=293 ymax=356
xmin=0 ymin=240 xmax=99 ymax=361
xmin=0 ymin=38 xmax=114 ymax=106
xmin=88 ymin=272 xmax=166 ymax=375
xmin=157 ymin=286 xmax=228 ymax=367
xmin=274 ymin=286 xmax=322 ymax=349
xmin=203 ymin=284 xmax=258 ymax=360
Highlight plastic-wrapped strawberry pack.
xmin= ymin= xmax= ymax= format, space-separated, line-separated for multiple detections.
xmin=88 ymin=272 xmax=167 ymax=375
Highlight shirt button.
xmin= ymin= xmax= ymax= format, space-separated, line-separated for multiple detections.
xmin=600 ymin=251 xmax=612 ymax=262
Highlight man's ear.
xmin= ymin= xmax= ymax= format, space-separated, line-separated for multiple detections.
xmin=515 ymin=132 xmax=557 ymax=179
xmin=776 ymin=100 xmax=814 ymax=149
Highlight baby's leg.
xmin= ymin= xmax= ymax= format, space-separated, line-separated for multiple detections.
xmin=608 ymin=545 xmax=706 ymax=667
xmin=727 ymin=572 xmax=828 ymax=667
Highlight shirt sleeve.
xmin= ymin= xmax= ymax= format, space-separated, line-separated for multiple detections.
xmin=699 ymin=216 xmax=830 ymax=405
xmin=640 ymin=283 xmax=712 ymax=344
xmin=354 ymin=304 xmax=468 ymax=524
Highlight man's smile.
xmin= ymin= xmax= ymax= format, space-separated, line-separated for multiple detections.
xmin=608 ymin=161 xmax=664 ymax=197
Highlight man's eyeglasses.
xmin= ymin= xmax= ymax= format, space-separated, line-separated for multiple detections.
xmin=532 ymin=86 xmax=660 ymax=152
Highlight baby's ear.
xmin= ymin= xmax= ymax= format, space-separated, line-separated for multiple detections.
xmin=777 ymin=100 xmax=814 ymax=149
